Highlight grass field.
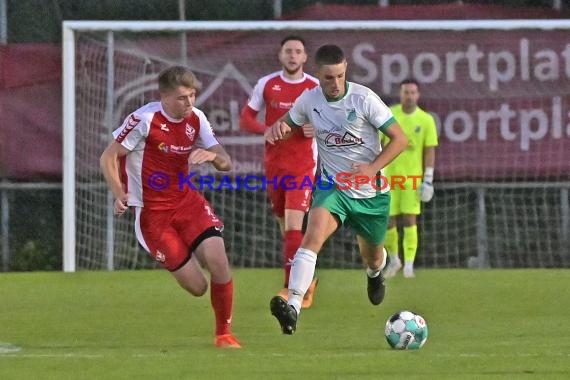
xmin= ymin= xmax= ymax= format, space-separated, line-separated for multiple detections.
xmin=1 ymin=269 xmax=569 ymax=379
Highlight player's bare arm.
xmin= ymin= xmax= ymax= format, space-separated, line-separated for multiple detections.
xmin=351 ymin=124 xmax=407 ymax=179
xmin=264 ymin=116 xmax=294 ymax=145
xmin=370 ymin=123 xmax=408 ymax=172
xmin=424 ymin=146 xmax=436 ymax=170
xmin=100 ymin=140 xmax=130 ymax=215
xmin=189 ymin=144 xmax=232 ymax=171
xmin=349 ymin=162 xmax=380 ymax=181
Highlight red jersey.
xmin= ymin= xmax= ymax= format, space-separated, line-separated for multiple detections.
xmin=247 ymin=71 xmax=318 ymax=174
xmin=113 ymin=102 xmax=219 ymax=210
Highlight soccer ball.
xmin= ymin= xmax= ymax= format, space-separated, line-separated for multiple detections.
xmin=385 ymin=310 xmax=428 ymax=349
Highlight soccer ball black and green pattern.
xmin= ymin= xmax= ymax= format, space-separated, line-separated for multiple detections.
xmin=385 ymin=310 xmax=428 ymax=349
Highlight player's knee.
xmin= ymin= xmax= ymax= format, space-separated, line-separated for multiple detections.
xmin=185 ymin=281 xmax=208 ymax=297
xmin=204 ymin=256 xmax=232 ymax=283
xmin=194 ymin=283 xmax=208 ymax=297
xmin=176 ymin=275 xmax=208 ymax=297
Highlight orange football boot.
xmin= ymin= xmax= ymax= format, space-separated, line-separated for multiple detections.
xmin=214 ymin=334 xmax=242 ymax=349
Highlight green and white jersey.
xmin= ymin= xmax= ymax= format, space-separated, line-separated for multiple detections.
xmin=288 ymin=81 xmax=396 ymax=199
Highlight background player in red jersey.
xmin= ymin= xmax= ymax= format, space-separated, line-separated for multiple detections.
xmin=240 ymin=36 xmax=319 ymax=308
xmin=100 ymin=66 xmax=241 ymax=348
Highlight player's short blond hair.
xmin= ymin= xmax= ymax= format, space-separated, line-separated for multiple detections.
xmin=158 ymin=66 xmax=202 ymax=93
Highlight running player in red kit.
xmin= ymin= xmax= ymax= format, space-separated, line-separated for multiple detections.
xmin=240 ymin=36 xmax=319 ymax=308
xmin=100 ymin=66 xmax=241 ymax=348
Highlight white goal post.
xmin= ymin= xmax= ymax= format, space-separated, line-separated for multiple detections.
xmin=63 ymin=20 xmax=570 ymax=272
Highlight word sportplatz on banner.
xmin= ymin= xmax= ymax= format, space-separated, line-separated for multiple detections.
xmin=352 ymin=38 xmax=570 ymax=94
xmin=146 ymin=172 xmax=423 ymax=191
xmin=431 ymin=96 xmax=570 ymax=151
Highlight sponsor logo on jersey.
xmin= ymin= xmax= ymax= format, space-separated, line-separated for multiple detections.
xmin=160 ymin=123 xmax=170 ymax=132
xmin=158 ymin=142 xmax=169 ymax=153
xmin=272 ymin=84 xmax=281 ymax=91
xmin=313 ymin=108 xmax=323 ymax=117
xmin=269 ymin=101 xmax=293 ymax=110
xmin=158 ymin=142 xmax=191 ymax=154
xmin=324 ymin=131 xmax=363 ymax=147
xmin=116 ymin=114 xmax=141 ymax=142
xmin=170 ymin=145 xmax=192 ymax=154
xmin=347 ymin=108 xmax=357 ymax=121
xmin=185 ymin=123 xmax=196 ymax=141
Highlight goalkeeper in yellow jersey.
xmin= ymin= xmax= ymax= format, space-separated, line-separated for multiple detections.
xmin=382 ymin=79 xmax=438 ymax=278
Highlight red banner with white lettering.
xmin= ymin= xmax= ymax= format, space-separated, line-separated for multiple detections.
xmin=1 ymin=28 xmax=569 ymax=180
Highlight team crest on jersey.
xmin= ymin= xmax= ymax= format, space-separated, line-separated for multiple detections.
xmin=324 ymin=131 xmax=363 ymax=147
xmin=347 ymin=108 xmax=357 ymax=122
xmin=155 ymin=250 xmax=166 ymax=263
xmin=185 ymin=123 xmax=196 ymax=141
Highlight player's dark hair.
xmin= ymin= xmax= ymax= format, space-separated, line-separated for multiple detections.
xmin=158 ymin=66 xmax=202 ymax=93
xmin=400 ymin=78 xmax=420 ymax=89
xmin=280 ymin=35 xmax=306 ymax=47
xmin=315 ymin=44 xmax=345 ymax=66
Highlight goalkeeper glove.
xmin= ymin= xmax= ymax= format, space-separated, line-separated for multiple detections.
xmin=418 ymin=167 xmax=434 ymax=202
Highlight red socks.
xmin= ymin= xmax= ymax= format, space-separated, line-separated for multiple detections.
xmin=210 ymin=279 xmax=234 ymax=336
xmin=283 ymin=230 xmax=303 ymax=287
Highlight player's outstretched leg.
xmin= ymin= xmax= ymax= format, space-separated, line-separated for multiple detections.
xmin=195 ymin=235 xmax=241 ymax=348
xmin=279 ymin=278 xmax=319 ymax=307
xmin=360 ymin=240 xmax=388 ymax=306
xmin=367 ymin=271 xmax=386 ymax=305
xmin=211 ymin=280 xmax=242 ymax=349
xmin=270 ymin=296 xmax=298 ymax=335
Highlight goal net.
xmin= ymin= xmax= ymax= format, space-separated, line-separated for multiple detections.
xmin=63 ymin=20 xmax=570 ymax=271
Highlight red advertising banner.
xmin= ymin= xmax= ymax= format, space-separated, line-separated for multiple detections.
xmin=179 ymin=29 xmax=570 ymax=180
xmin=1 ymin=28 xmax=569 ymax=181
xmin=0 ymin=44 xmax=62 ymax=180
xmin=342 ymin=30 xmax=570 ymax=180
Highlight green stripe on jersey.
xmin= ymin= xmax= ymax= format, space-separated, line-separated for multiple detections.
xmin=286 ymin=114 xmax=302 ymax=128
xmin=378 ymin=116 xmax=396 ymax=132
